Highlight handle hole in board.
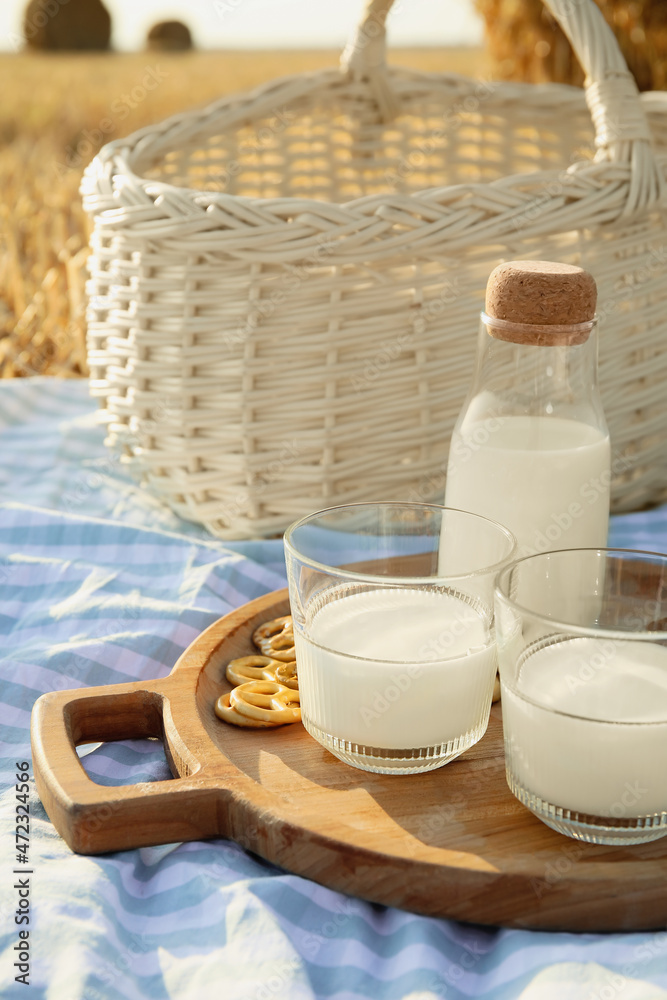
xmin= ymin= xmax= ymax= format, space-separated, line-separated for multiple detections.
xmin=78 ymin=737 xmax=174 ymax=787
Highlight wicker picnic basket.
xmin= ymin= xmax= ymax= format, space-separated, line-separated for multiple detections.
xmin=81 ymin=0 xmax=667 ymax=539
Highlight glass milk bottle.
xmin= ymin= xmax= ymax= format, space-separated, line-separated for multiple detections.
xmin=443 ymin=260 xmax=611 ymax=576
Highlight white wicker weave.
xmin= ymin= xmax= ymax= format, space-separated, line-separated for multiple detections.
xmin=82 ymin=0 xmax=667 ymax=539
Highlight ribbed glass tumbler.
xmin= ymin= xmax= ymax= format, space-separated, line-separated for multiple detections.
xmin=495 ymin=548 xmax=667 ymax=845
xmin=284 ymin=502 xmax=515 ymax=774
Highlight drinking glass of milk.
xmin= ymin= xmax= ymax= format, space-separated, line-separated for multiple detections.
xmin=284 ymin=502 xmax=516 ymax=774
xmin=495 ymin=548 xmax=667 ymax=845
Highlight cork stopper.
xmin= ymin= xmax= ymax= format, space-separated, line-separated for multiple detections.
xmin=484 ymin=260 xmax=597 ymax=345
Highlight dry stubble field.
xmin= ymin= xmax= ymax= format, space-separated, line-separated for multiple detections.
xmin=0 ymin=47 xmax=487 ymax=380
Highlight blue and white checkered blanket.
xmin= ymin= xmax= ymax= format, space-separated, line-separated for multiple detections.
xmin=1 ymin=378 xmax=667 ymax=999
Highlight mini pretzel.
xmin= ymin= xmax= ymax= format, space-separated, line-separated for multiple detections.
xmin=274 ymin=660 xmax=298 ymax=690
xmin=231 ymin=680 xmax=300 ymax=724
xmin=226 ymin=654 xmax=298 ymax=690
xmin=232 ymin=680 xmax=300 ymax=723
xmin=252 ymin=615 xmax=295 ymax=661
xmin=215 ymin=692 xmax=281 ymax=728
xmin=225 ymin=655 xmax=285 ymax=687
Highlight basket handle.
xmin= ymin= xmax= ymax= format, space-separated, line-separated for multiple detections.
xmin=341 ymin=0 xmax=663 ymax=211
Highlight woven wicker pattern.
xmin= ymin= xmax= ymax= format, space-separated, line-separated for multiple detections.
xmin=82 ymin=0 xmax=667 ymax=538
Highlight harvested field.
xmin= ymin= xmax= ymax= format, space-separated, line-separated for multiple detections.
xmin=0 ymin=47 xmax=487 ymax=378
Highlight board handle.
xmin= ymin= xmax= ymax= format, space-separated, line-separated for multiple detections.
xmin=31 ymin=678 xmax=220 ymax=854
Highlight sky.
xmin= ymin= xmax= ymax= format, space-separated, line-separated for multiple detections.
xmin=1 ymin=0 xmax=484 ymax=51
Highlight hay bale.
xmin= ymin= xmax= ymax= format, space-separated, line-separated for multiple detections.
xmin=474 ymin=0 xmax=667 ymax=91
xmin=23 ymin=0 xmax=111 ymax=52
xmin=146 ymin=20 xmax=193 ymax=52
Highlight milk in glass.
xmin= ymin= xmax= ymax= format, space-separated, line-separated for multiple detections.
xmin=446 ymin=415 xmax=611 ymax=559
xmin=295 ymin=586 xmax=496 ymax=755
xmin=502 ymin=637 xmax=667 ymax=817
xmin=440 ymin=262 xmax=610 ymax=612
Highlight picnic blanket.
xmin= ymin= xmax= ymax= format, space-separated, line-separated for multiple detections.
xmin=1 ymin=377 xmax=667 ymax=1000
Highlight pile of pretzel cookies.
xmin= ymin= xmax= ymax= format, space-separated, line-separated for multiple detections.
xmin=214 ymin=615 xmax=301 ymax=729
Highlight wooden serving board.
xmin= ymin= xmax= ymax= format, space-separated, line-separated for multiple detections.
xmin=31 ymin=589 xmax=667 ymax=932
